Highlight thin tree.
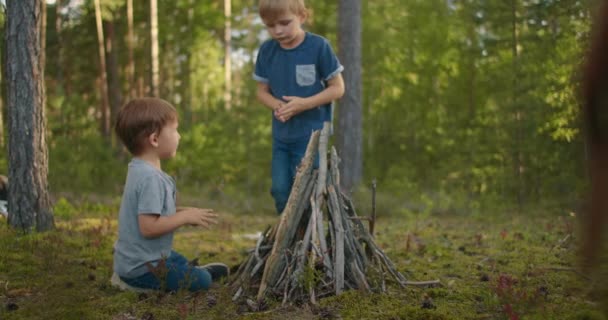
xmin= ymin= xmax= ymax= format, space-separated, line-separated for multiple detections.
xmin=0 ymin=44 xmax=4 ymax=148
xmin=94 ymin=0 xmax=111 ymax=137
xmin=150 ymin=0 xmax=159 ymax=97
xmin=127 ymin=0 xmax=135 ymax=99
xmin=1 ymin=6 xmax=5 ymax=149
xmin=5 ymin=0 xmax=54 ymax=232
xmin=0 ymin=86 xmax=3 ymax=148
xmin=55 ymin=0 xmax=64 ymax=97
xmin=224 ymin=0 xmax=232 ymax=110
xmin=336 ymin=0 xmax=363 ymax=192
xmin=511 ymin=0 xmax=524 ymax=212
xmin=105 ymin=15 xmax=122 ymax=127
xmin=40 ymin=0 xmax=46 ymax=71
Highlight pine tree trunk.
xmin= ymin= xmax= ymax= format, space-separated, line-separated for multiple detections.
xmin=94 ymin=0 xmax=111 ymax=137
xmin=337 ymin=0 xmax=363 ymax=192
xmin=40 ymin=0 xmax=46 ymax=77
xmin=0 ymin=55 xmax=4 ymax=148
xmin=183 ymin=0 xmax=195 ymax=127
xmin=224 ymin=0 xmax=232 ymax=111
xmin=150 ymin=0 xmax=159 ymax=97
xmin=127 ymin=0 xmax=136 ymax=99
xmin=55 ymin=0 xmax=64 ymax=97
xmin=105 ymin=19 xmax=122 ymax=128
xmin=5 ymin=0 xmax=54 ymax=232
xmin=511 ymin=0 xmax=524 ymax=212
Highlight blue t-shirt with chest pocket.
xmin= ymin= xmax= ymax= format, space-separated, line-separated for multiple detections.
xmin=254 ymin=32 xmax=344 ymax=143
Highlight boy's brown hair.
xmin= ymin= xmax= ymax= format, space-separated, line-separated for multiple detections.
xmin=259 ymin=0 xmax=309 ymax=22
xmin=115 ymin=97 xmax=177 ymax=155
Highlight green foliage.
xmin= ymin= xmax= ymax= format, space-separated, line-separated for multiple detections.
xmin=49 ymin=132 xmax=126 ymax=193
xmin=298 ymin=263 xmax=324 ymax=292
xmin=53 ymin=197 xmax=78 ymax=220
xmin=0 ymin=0 xmax=593 ymax=213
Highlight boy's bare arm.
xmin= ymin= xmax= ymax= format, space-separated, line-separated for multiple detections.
xmin=256 ymin=82 xmax=284 ymax=111
xmin=277 ymin=74 xmax=345 ymax=122
xmin=138 ymin=208 xmax=218 ymax=238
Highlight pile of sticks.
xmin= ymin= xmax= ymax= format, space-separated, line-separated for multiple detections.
xmin=231 ymin=123 xmax=429 ymax=305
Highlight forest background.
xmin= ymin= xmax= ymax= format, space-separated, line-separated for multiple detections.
xmin=0 ymin=0 xmax=591 ymax=216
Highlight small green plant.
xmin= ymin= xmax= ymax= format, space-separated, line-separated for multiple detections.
xmin=53 ymin=197 xmax=78 ymax=219
xmin=298 ymin=263 xmax=324 ymax=292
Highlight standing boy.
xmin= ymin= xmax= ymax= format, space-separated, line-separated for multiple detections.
xmin=111 ymin=97 xmax=228 ymax=292
xmin=254 ymin=0 xmax=345 ymax=214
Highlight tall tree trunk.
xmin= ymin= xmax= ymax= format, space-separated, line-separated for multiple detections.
xmin=511 ymin=0 xmax=524 ymax=212
xmin=55 ymin=0 xmax=64 ymax=97
xmin=40 ymin=0 xmax=46 ymax=76
xmin=105 ymin=19 xmax=121 ymax=128
xmin=127 ymin=0 xmax=135 ymax=99
xmin=5 ymin=0 xmax=54 ymax=232
xmin=150 ymin=0 xmax=159 ymax=97
xmin=94 ymin=0 xmax=111 ymax=137
xmin=224 ymin=0 xmax=232 ymax=110
xmin=337 ymin=0 xmax=363 ymax=192
xmin=0 ymin=47 xmax=4 ymax=148
xmin=183 ymin=0 xmax=194 ymax=127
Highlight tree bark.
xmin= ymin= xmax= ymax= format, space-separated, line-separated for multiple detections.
xmin=337 ymin=0 xmax=363 ymax=192
xmin=105 ymin=19 xmax=122 ymax=128
xmin=150 ymin=0 xmax=159 ymax=97
xmin=0 ymin=51 xmax=4 ymax=148
xmin=6 ymin=0 xmax=54 ymax=232
xmin=224 ymin=0 xmax=232 ymax=110
xmin=511 ymin=0 xmax=524 ymax=212
xmin=55 ymin=0 xmax=64 ymax=97
xmin=94 ymin=0 xmax=110 ymax=137
xmin=39 ymin=0 xmax=46 ymax=78
xmin=127 ymin=0 xmax=135 ymax=99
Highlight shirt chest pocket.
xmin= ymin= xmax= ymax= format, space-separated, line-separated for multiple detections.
xmin=295 ymin=64 xmax=316 ymax=87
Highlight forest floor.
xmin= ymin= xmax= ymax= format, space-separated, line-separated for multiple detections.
xmin=0 ymin=196 xmax=607 ymax=320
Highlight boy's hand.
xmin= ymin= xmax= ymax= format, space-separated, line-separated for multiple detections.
xmin=273 ymin=102 xmax=286 ymax=122
xmin=275 ymin=96 xmax=308 ymax=122
xmin=179 ymin=208 xmax=218 ymax=228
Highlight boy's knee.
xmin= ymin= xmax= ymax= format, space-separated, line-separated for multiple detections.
xmin=270 ymin=179 xmax=291 ymax=198
xmin=270 ymin=185 xmax=289 ymax=199
xmin=270 ymin=186 xmax=289 ymax=213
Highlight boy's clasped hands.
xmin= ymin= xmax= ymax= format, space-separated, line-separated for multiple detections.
xmin=177 ymin=207 xmax=218 ymax=228
xmin=274 ymin=95 xmax=308 ymax=122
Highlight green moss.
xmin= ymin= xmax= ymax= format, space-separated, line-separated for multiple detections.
xmin=0 ymin=204 xmax=606 ymax=319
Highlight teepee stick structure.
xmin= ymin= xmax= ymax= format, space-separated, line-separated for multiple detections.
xmin=230 ymin=122 xmax=439 ymax=305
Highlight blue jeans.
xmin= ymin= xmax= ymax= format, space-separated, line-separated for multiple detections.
xmin=271 ymin=137 xmax=319 ymax=214
xmin=120 ymin=251 xmax=212 ymax=292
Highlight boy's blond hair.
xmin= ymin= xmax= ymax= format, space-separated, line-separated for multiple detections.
xmin=259 ymin=0 xmax=309 ymax=22
xmin=115 ymin=97 xmax=177 ymax=155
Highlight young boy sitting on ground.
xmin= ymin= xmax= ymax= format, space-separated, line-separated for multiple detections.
xmin=111 ymin=97 xmax=228 ymax=292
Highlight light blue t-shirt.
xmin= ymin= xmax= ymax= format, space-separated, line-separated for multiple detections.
xmin=254 ymin=32 xmax=344 ymax=142
xmin=113 ymin=159 xmax=177 ymax=278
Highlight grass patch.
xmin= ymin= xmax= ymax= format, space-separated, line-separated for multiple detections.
xmin=0 ymin=199 xmax=606 ymax=319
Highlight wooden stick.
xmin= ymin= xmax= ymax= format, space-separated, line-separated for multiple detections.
xmin=315 ymin=122 xmax=330 ymax=200
xmin=350 ymin=261 xmax=371 ymax=291
xmin=315 ymin=122 xmax=332 ymax=279
xmin=370 ymin=178 xmax=377 ymax=237
xmin=254 ymin=231 xmax=265 ymax=261
xmin=404 ymin=280 xmax=442 ymax=286
xmin=257 ymin=131 xmax=320 ymax=301
xmin=328 ymin=185 xmax=345 ymax=295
